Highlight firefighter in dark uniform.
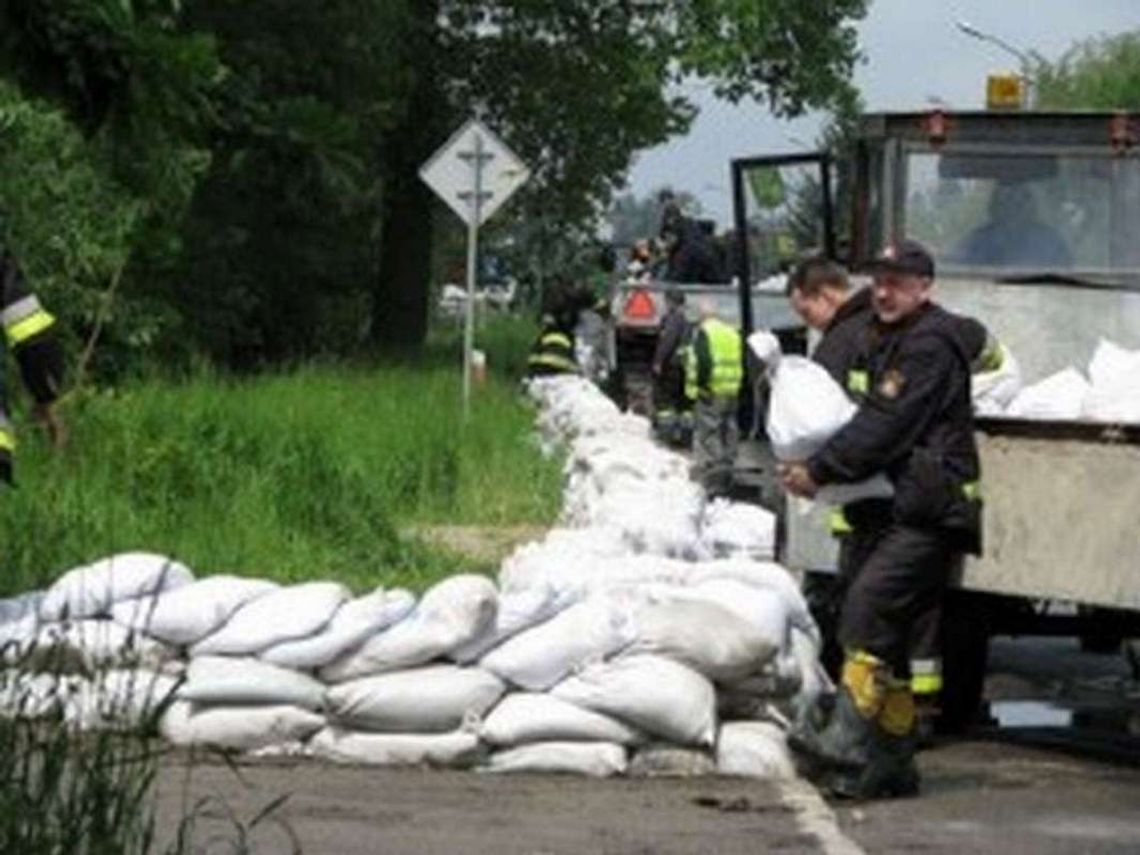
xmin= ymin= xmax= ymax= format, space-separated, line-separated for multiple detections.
xmin=0 ymin=246 xmax=67 ymax=478
xmin=780 ymin=241 xmax=983 ymax=799
xmin=526 ymin=313 xmax=578 ymax=378
xmin=787 ymin=255 xmax=1003 ymax=731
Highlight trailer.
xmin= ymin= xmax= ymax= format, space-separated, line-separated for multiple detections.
xmin=732 ymin=110 xmax=1140 ymax=728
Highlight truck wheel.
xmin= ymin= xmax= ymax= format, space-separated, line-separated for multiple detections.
xmin=937 ymin=593 xmax=991 ymax=735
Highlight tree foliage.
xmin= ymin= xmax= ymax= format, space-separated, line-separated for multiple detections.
xmin=0 ymin=0 xmax=870 ymax=369
xmin=1032 ymin=30 xmax=1140 ymax=110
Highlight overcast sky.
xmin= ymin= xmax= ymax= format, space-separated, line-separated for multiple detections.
xmin=628 ymin=0 xmax=1139 ymax=227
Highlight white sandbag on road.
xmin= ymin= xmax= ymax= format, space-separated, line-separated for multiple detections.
xmin=627 ymin=596 xmax=779 ymax=683
xmin=750 ymin=331 xmax=893 ymax=506
xmin=309 ymin=726 xmax=482 ymax=768
xmin=192 ymin=582 xmax=350 ymax=656
xmin=179 ymin=656 xmax=326 ymax=711
xmin=698 ymin=499 xmax=776 ymax=560
xmin=111 ymin=575 xmax=278 ymax=646
xmin=260 ymin=588 xmax=415 ymax=670
xmin=481 ymin=741 xmax=628 ymax=777
xmin=579 ymin=477 xmax=707 ymax=559
xmin=65 ymin=669 xmax=179 ymax=731
xmin=689 ymin=559 xmax=816 ymax=642
xmin=481 ymin=593 xmax=636 ymax=690
xmin=326 ymin=665 xmax=504 ymax=733
xmin=40 ymin=553 xmax=194 ymax=622
xmin=14 ymin=620 xmax=177 ymax=674
xmin=321 ymin=575 xmax=497 ymax=682
xmin=497 ymin=527 xmax=630 ymax=597
xmin=716 ymin=721 xmax=796 ymax=780
xmin=450 ymin=585 xmax=564 ymax=664
xmin=480 ymin=692 xmax=644 ymax=747
xmin=628 ymin=743 xmax=716 ymax=778
xmin=1006 ymin=367 xmax=1091 ymax=420
xmin=553 ymin=654 xmax=717 ymax=747
xmin=0 ymin=591 xmax=42 ymax=627
xmin=0 ymin=671 xmax=78 ymax=719
xmin=161 ymin=701 xmax=325 ymax=751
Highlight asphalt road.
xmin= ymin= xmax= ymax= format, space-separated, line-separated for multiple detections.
xmin=154 ymin=637 xmax=1140 ymax=854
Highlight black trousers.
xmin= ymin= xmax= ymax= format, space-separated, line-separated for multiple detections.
xmin=837 ymin=524 xmax=959 ymax=677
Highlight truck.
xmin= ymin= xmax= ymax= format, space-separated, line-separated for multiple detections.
xmin=729 ymin=109 xmax=1140 ymax=730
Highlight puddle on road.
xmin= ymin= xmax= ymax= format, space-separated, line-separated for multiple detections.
xmin=992 ymin=700 xmax=1074 ymax=728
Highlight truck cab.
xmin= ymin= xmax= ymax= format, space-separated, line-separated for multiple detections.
xmin=732 ymin=110 xmax=1140 ymax=729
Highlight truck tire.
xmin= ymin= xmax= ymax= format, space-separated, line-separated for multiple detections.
xmin=936 ymin=592 xmax=991 ymax=735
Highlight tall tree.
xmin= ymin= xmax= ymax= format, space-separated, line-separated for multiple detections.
xmin=376 ymin=0 xmax=870 ymax=349
xmin=1031 ymin=30 xmax=1140 ymax=110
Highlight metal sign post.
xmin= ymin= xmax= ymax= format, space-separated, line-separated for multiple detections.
xmin=420 ymin=119 xmax=530 ymax=417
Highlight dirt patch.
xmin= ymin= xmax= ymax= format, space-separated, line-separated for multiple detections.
xmin=404 ymin=524 xmax=549 ymax=566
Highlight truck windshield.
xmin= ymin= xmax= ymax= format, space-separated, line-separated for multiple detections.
xmin=903 ymin=151 xmax=1140 ymax=280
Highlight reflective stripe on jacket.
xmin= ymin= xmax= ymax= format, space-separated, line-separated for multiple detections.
xmin=527 ymin=329 xmax=578 ymax=376
xmin=685 ymin=317 xmax=742 ymax=400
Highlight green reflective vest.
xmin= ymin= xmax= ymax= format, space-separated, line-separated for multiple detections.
xmin=685 ymin=318 xmax=742 ymax=400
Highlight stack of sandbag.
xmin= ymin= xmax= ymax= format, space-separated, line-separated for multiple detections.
xmin=976 ymin=338 xmax=1140 ymax=424
xmin=0 ymin=372 xmax=815 ymax=783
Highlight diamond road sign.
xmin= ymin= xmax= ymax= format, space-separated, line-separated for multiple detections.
xmin=419 ymin=118 xmax=530 ymax=227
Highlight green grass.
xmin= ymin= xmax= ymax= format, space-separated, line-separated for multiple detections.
xmin=0 ymin=358 xmax=561 ymax=598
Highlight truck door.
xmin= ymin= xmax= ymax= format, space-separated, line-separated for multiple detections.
xmin=729 ymin=152 xmax=837 ymax=340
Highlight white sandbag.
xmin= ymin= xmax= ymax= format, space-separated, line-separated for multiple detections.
xmin=689 ymin=559 xmax=816 ymax=642
xmin=321 ymin=575 xmax=497 ymax=682
xmin=1083 ymin=338 xmax=1140 ymax=423
xmin=192 ymin=582 xmax=350 ymax=656
xmin=111 ymin=575 xmax=278 ymax=646
xmin=0 ymin=591 xmax=42 ymax=627
xmin=628 ymin=743 xmax=716 ymax=778
xmin=553 ymin=654 xmax=717 ymax=747
xmin=179 ymin=656 xmax=326 ymax=711
xmin=260 ymin=588 xmax=415 ymax=670
xmin=496 ymin=527 xmax=632 ymax=599
xmin=582 ymin=478 xmax=707 ymax=559
xmin=481 ymin=593 xmax=636 ymax=690
xmin=309 ymin=726 xmax=481 ymax=768
xmin=751 ymin=332 xmax=893 ymax=504
xmin=482 ymin=741 xmax=627 ymax=777
xmin=682 ymin=578 xmax=789 ymax=664
xmin=699 ymin=499 xmax=776 ymax=560
xmin=1007 ymin=367 xmax=1091 ymax=420
xmin=480 ymin=692 xmax=644 ymax=747
xmin=0 ymin=671 xmax=77 ymax=718
xmin=16 ymin=620 xmax=177 ymax=674
xmin=326 ymin=665 xmax=504 ymax=733
xmin=1089 ymin=338 xmax=1140 ymax=390
xmin=628 ymin=597 xmax=778 ymax=683
xmin=0 ymin=612 xmax=39 ymax=651
xmin=450 ymin=584 xmax=566 ymax=664
xmin=40 ymin=552 xmax=194 ymax=622
xmin=65 ymin=669 xmax=179 ymax=731
xmin=161 ymin=701 xmax=325 ymax=751
xmin=972 ymin=344 xmax=1022 ymax=415
xmin=716 ymin=721 xmax=796 ymax=780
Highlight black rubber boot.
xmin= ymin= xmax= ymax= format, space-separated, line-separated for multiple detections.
xmin=788 ymin=687 xmax=874 ymax=771
xmin=827 ymin=726 xmax=920 ymax=800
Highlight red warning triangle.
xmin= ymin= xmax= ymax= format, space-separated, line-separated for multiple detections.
xmin=624 ymin=289 xmax=657 ymax=320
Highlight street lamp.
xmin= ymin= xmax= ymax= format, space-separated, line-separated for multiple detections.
xmin=955 ymin=19 xmax=1034 ymax=108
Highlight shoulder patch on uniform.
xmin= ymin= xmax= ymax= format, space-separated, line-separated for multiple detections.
xmin=878 ymin=368 xmax=906 ymax=399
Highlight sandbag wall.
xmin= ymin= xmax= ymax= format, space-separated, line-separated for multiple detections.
xmin=0 ymin=375 xmax=823 ymax=779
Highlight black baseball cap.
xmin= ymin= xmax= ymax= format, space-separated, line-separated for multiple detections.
xmin=868 ymin=239 xmax=935 ymax=278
